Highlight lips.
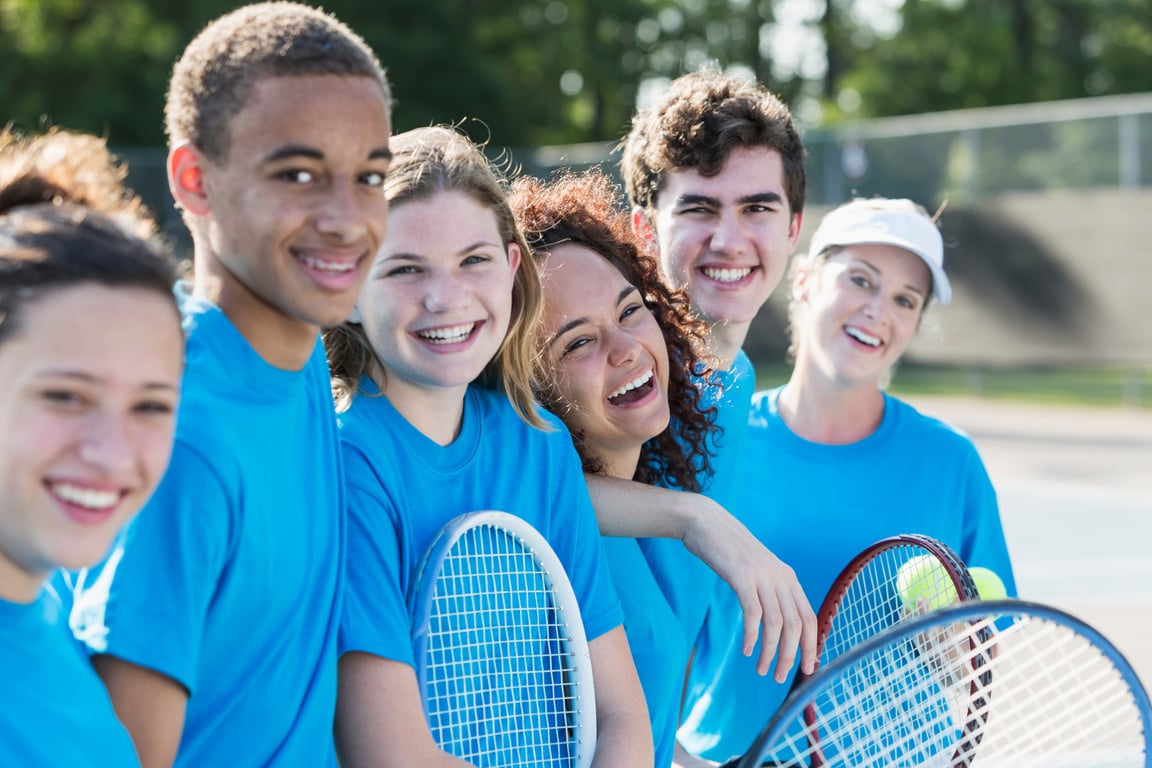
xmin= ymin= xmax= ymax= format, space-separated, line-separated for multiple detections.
xmin=701 ymin=266 xmax=754 ymax=283
xmin=607 ymin=368 xmax=655 ymax=405
xmin=415 ymin=321 xmax=480 ymax=346
xmin=845 ymin=325 xmax=882 ymax=348
xmin=46 ymin=480 xmax=125 ymax=524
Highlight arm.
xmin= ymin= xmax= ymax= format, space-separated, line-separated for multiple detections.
xmin=585 ymin=474 xmax=817 ymax=681
xmin=334 ymin=652 xmax=473 ymax=768
xmin=587 ymin=626 xmax=655 ymax=767
xmin=92 ymin=656 xmax=188 ymax=768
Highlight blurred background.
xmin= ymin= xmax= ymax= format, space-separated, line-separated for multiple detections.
xmin=4 ymin=0 xmax=1149 ymax=675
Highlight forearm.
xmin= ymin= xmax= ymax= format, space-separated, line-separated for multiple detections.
xmin=588 ymin=628 xmax=654 ymax=767
xmin=585 ymin=473 xmax=715 ymax=541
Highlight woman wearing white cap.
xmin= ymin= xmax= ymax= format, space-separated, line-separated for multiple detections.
xmin=677 ymin=198 xmax=1017 ymax=765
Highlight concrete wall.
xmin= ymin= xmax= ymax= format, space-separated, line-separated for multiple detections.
xmin=744 ymin=190 xmax=1152 ymax=368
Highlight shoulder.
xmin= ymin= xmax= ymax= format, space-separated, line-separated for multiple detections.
xmin=886 ymin=395 xmax=982 ymax=457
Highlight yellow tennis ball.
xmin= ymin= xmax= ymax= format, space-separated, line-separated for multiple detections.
xmin=969 ymin=566 xmax=1008 ymax=600
xmin=896 ymin=556 xmax=955 ymax=612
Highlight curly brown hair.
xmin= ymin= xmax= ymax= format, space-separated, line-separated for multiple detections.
xmin=166 ymin=2 xmax=390 ymax=161
xmin=619 ymin=67 xmax=806 ymax=218
xmin=509 ymin=169 xmax=716 ymax=491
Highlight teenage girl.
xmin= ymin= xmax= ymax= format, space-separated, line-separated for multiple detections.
xmin=510 ymin=169 xmax=720 ymax=768
xmin=325 ymin=126 xmax=653 ymax=767
xmin=0 ymin=128 xmax=184 ymax=766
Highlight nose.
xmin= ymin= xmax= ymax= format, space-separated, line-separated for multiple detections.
xmin=78 ymin=412 xmax=136 ymax=474
xmin=423 ymin=271 xmax=470 ymax=313
xmin=709 ymin=209 xmax=748 ymax=256
xmin=606 ymin=327 xmax=642 ymax=368
xmin=315 ymin=177 xmax=368 ymax=243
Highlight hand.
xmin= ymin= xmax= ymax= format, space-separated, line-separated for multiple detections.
xmin=681 ymin=497 xmax=817 ymax=681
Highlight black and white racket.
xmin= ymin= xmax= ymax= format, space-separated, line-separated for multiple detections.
xmin=735 ymin=599 xmax=1152 ymax=768
xmin=410 ymin=510 xmax=597 ymax=767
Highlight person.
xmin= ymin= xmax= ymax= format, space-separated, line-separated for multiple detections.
xmin=0 ymin=127 xmax=184 ymax=766
xmin=680 ymin=197 xmax=1018 ymax=762
xmin=69 ymin=4 xmax=394 ymax=766
xmin=326 ymin=126 xmax=652 ymax=767
xmin=510 ymin=169 xmax=717 ymax=768
xmin=613 ymin=68 xmax=816 ymax=683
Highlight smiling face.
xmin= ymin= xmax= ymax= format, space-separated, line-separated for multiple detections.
xmin=186 ymin=74 xmax=392 ymax=357
xmin=646 ymin=145 xmax=802 ymax=358
xmin=794 ymin=243 xmax=932 ymax=387
xmin=0 ymin=285 xmax=184 ymax=602
xmin=538 ymin=243 xmax=671 ymax=478
xmin=356 ymin=190 xmax=520 ymax=406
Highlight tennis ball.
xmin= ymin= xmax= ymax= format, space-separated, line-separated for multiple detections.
xmin=896 ymin=556 xmax=955 ymax=612
xmin=969 ymin=566 xmax=1008 ymax=600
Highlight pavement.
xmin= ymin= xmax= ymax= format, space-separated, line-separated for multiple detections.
xmin=903 ymin=396 xmax=1152 ymax=688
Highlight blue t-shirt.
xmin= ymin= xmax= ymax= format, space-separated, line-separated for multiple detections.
xmin=639 ymin=349 xmax=756 ymax=651
xmin=338 ymin=383 xmax=623 ymax=668
xmin=0 ymin=590 xmax=139 ymax=767
xmin=680 ymin=386 xmax=1017 ymax=762
xmin=73 ymin=296 xmax=344 ymax=767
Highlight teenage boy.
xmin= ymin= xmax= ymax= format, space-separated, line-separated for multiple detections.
xmin=617 ymin=69 xmax=814 ymax=764
xmin=78 ymin=4 xmax=393 ymax=765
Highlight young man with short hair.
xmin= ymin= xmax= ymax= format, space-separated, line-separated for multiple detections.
xmin=77 ymin=5 xmax=393 ymax=765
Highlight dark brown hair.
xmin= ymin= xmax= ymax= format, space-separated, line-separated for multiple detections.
xmin=510 ymin=169 xmax=715 ymax=491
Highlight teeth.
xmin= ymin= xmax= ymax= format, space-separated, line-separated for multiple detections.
xmin=702 ymin=267 xmax=752 ymax=283
xmin=608 ymin=369 xmax=654 ymax=400
xmin=846 ymin=326 xmax=881 ymax=347
xmin=300 ymin=255 xmax=356 ymax=274
xmin=418 ymin=323 xmax=475 ymax=344
xmin=51 ymin=482 xmax=119 ymax=511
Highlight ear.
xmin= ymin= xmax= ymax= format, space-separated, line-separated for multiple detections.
xmin=506 ymin=241 xmax=522 ymax=275
xmin=168 ymin=142 xmax=210 ymax=216
xmin=630 ymin=206 xmax=657 ymax=250
xmin=792 ymin=261 xmax=812 ymax=303
xmin=787 ymin=209 xmax=804 ymax=250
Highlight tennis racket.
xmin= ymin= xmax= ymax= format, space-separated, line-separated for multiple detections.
xmin=410 ymin=510 xmax=597 ymax=768
xmin=809 ymin=534 xmax=980 ymax=676
xmin=735 ymin=599 xmax=1152 ymax=768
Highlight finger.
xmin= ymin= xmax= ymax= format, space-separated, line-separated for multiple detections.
xmin=795 ymin=587 xmax=818 ymax=675
xmin=756 ymin=592 xmax=783 ymax=676
xmin=739 ymin=588 xmax=763 ymax=659
xmin=771 ymin=592 xmax=802 ymax=683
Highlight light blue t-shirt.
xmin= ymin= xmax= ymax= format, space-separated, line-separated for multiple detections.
xmin=0 ymin=590 xmax=139 ymax=767
xmin=639 ymin=349 xmax=756 ymax=651
xmin=339 ymin=383 xmax=623 ymax=667
xmin=680 ymin=386 xmax=1017 ymax=762
xmin=74 ymin=296 xmax=344 ymax=767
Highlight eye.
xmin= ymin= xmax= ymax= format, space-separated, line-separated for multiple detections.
xmin=41 ymin=389 xmax=85 ymax=408
xmin=277 ymin=169 xmax=316 ymax=185
xmin=620 ymin=303 xmax=644 ymax=322
xmin=850 ymin=274 xmax=872 ymax=289
xmin=462 ymin=253 xmax=491 ymax=267
xmin=134 ymin=399 xmax=176 ymax=416
xmin=561 ymin=337 xmax=591 ymax=357
xmin=360 ymin=170 xmax=386 ymax=187
xmin=896 ymin=295 xmax=919 ymax=310
xmin=386 ymin=264 xmax=420 ymax=277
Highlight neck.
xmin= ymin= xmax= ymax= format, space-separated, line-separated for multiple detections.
xmin=377 ymin=373 xmax=467 ymax=447
xmin=704 ymin=319 xmax=749 ymax=370
xmin=194 ymin=255 xmax=318 ymax=371
xmin=778 ymin=360 xmax=886 ymax=444
xmin=0 ymin=559 xmax=44 ymax=604
xmin=597 ymin=445 xmax=642 ymax=482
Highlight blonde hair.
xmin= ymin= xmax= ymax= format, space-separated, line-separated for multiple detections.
xmin=324 ymin=126 xmax=545 ymax=429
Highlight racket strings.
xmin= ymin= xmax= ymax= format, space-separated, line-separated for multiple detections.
xmin=422 ymin=524 xmax=588 ymax=767
xmin=759 ymin=612 xmax=1148 ymax=768
xmin=823 ymin=544 xmax=962 ymax=668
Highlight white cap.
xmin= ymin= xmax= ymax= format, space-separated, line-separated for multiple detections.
xmin=807 ymin=199 xmax=951 ymax=305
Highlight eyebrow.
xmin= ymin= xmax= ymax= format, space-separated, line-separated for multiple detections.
xmin=547 ymin=286 xmax=638 ymax=349
xmin=674 ymin=191 xmax=785 ymax=207
xmin=262 ymin=144 xmax=393 ymax=163
xmin=35 ymin=369 xmax=179 ymax=391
